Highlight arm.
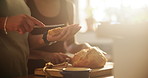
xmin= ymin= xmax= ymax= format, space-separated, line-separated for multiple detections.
xmin=0 ymin=17 xmax=6 ymax=30
xmin=29 ymin=49 xmax=71 ymax=64
xmin=64 ymin=41 xmax=91 ymax=54
xmin=0 ymin=15 xmax=44 ymax=34
xmin=28 ymin=24 xmax=81 ymax=50
xmin=28 ymin=34 xmax=46 ymax=50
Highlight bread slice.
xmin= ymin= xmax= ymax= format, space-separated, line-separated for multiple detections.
xmin=48 ymin=27 xmax=63 ymax=36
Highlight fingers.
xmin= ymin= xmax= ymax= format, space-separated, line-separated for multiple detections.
xmin=60 ymin=26 xmax=72 ymax=40
xmin=21 ymin=19 xmax=32 ymax=33
xmin=17 ymin=18 xmax=34 ymax=34
xmin=24 ymin=17 xmax=35 ymax=32
xmin=26 ymin=15 xmax=45 ymax=27
xmin=20 ymin=15 xmax=45 ymax=34
xmin=47 ymin=27 xmax=68 ymax=41
xmin=20 ymin=15 xmax=45 ymax=33
xmin=47 ymin=24 xmax=81 ymax=42
xmin=54 ymin=26 xmax=69 ymax=40
xmin=6 ymin=14 xmax=45 ymax=34
xmin=44 ymin=53 xmax=71 ymax=64
xmin=54 ymin=53 xmax=71 ymax=64
xmin=60 ymin=24 xmax=81 ymax=41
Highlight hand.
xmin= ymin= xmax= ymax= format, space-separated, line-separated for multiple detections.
xmin=6 ymin=14 xmax=45 ymax=34
xmin=47 ymin=24 xmax=81 ymax=42
xmin=43 ymin=53 xmax=71 ymax=64
xmin=64 ymin=42 xmax=91 ymax=53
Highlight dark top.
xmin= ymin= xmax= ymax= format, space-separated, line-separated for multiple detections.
xmin=27 ymin=0 xmax=69 ymax=52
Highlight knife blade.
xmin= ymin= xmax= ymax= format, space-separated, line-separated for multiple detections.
xmin=31 ymin=24 xmax=65 ymax=35
xmin=34 ymin=24 xmax=65 ymax=28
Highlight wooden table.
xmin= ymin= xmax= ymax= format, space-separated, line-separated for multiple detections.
xmin=34 ymin=62 xmax=113 ymax=78
xmin=15 ymin=75 xmax=114 ymax=78
xmin=16 ymin=62 xmax=113 ymax=78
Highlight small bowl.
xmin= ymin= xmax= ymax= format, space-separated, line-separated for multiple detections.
xmin=61 ymin=67 xmax=91 ymax=78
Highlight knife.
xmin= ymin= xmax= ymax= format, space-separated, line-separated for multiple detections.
xmin=31 ymin=24 xmax=65 ymax=35
xmin=34 ymin=24 xmax=65 ymax=28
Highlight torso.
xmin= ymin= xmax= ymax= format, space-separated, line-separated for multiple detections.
xmin=34 ymin=0 xmax=60 ymax=17
xmin=0 ymin=0 xmax=30 ymax=77
xmin=27 ymin=0 xmax=70 ymax=52
xmin=27 ymin=0 xmax=68 ymax=25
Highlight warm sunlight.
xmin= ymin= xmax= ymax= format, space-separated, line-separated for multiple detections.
xmin=77 ymin=0 xmax=148 ymax=32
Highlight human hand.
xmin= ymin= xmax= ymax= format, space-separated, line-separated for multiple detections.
xmin=6 ymin=14 xmax=45 ymax=34
xmin=43 ymin=53 xmax=71 ymax=64
xmin=47 ymin=24 xmax=81 ymax=42
xmin=64 ymin=42 xmax=91 ymax=54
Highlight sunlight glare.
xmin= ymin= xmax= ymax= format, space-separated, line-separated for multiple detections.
xmin=78 ymin=0 xmax=148 ymax=32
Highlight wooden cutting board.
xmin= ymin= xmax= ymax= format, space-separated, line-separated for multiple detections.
xmin=34 ymin=62 xmax=113 ymax=78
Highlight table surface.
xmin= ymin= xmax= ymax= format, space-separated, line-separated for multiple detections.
xmin=34 ymin=62 xmax=113 ymax=78
xmin=15 ymin=75 xmax=114 ymax=78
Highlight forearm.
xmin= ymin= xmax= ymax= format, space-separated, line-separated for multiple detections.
xmin=28 ymin=34 xmax=47 ymax=50
xmin=29 ymin=49 xmax=71 ymax=64
xmin=64 ymin=38 xmax=91 ymax=54
xmin=67 ymin=43 xmax=90 ymax=54
xmin=0 ymin=17 xmax=6 ymax=29
xmin=29 ymin=49 xmax=48 ymax=60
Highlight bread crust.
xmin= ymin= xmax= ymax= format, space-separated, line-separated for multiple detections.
xmin=72 ymin=47 xmax=107 ymax=68
xmin=48 ymin=27 xmax=63 ymax=36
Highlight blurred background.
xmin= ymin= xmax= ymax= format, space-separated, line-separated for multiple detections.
xmin=70 ymin=0 xmax=148 ymax=60
xmin=73 ymin=0 xmax=148 ymax=32
xmin=72 ymin=0 xmax=148 ymax=78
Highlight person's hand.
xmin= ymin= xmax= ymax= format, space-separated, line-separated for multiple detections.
xmin=64 ymin=42 xmax=91 ymax=54
xmin=6 ymin=14 xmax=45 ymax=34
xmin=43 ymin=53 xmax=71 ymax=64
xmin=47 ymin=24 xmax=81 ymax=42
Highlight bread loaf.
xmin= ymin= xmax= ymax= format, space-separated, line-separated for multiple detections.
xmin=72 ymin=47 xmax=107 ymax=68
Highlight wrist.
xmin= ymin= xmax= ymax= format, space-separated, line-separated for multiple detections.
xmin=0 ymin=17 xmax=8 ymax=34
xmin=4 ymin=17 xmax=8 ymax=34
xmin=42 ymin=32 xmax=57 ymax=45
